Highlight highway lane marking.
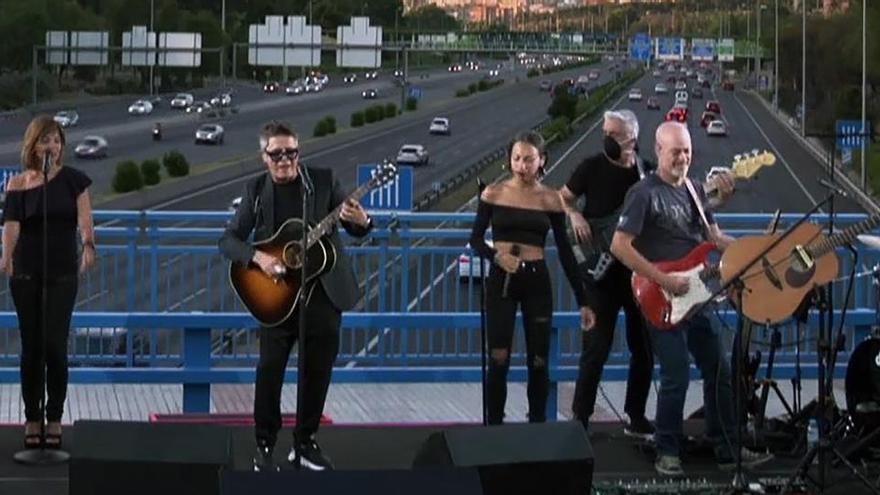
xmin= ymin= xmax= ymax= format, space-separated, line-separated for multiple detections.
xmin=732 ymin=92 xmax=822 ymax=212
xmin=75 ymin=289 xmax=109 ymax=308
xmin=343 ymin=84 xmax=632 ymax=368
xmin=165 ymin=287 xmax=207 ymax=312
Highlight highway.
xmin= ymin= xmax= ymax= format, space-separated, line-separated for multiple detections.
xmin=0 ymin=64 xmax=520 ymax=195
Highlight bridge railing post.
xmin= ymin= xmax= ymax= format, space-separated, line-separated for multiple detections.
xmin=182 ymin=326 xmax=212 ymax=413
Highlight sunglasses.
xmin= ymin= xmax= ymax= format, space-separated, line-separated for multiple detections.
xmin=264 ymin=147 xmax=299 ymax=163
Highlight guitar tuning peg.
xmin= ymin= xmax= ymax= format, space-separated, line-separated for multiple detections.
xmin=751 ymin=148 xmax=759 ymax=156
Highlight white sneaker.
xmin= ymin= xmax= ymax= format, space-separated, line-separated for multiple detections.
xmin=655 ymin=455 xmax=684 ymax=476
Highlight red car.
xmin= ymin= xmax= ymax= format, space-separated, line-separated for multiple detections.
xmin=666 ymin=108 xmax=688 ymax=123
xmin=705 ymin=101 xmax=722 ymax=114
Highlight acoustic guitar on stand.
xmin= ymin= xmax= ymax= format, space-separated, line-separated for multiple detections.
xmin=631 ymin=151 xmax=777 ymax=330
xmin=229 ymin=161 xmax=397 ymax=326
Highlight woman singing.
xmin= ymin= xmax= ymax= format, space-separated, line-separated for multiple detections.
xmin=1 ymin=115 xmax=96 ymax=449
xmin=469 ymin=131 xmax=595 ymax=425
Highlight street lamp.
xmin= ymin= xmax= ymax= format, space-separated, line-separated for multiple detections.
xmin=149 ymin=0 xmax=154 ymax=96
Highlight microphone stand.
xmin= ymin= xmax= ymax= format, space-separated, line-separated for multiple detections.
xmin=14 ymin=153 xmax=70 ymax=465
xmin=295 ymin=163 xmax=313 ymax=459
xmin=695 ymin=192 xmax=835 ymax=494
xmin=476 ymin=178 xmax=488 ymax=426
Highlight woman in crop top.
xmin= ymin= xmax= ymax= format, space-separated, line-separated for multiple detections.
xmin=1 ymin=115 xmax=95 ymax=450
xmin=469 ymin=131 xmax=595 ymax=425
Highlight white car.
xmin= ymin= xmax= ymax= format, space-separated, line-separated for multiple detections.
xmin=343 ymin=73 xmax=358 ymax=83
xmin=210 ymin=93 xmax=232 ymax=107
xmin=127 ymin=100 xmax=153 ymax=116
xmin=170 ymin=93 xmax=194 ymax=109
xmin=364 ymin=71 xmax=378 ymax=79
xmin=305 ymin=79 xmax=323 ymax=92
xmin=675 ymin=91 xmax=689 ymax=104
xmin=285 ymin=82 xmax=304 ymax=95
xmin=627 ymin=88 xmax=643 ymax=101
xmin=706 ymin=120 xmax=728 ymax=136
xmin=195 ymin=124 xmax=224 ymax=144
xmin=675 ymin=81 xmax=687 ymax=91
xmin=186 ymin=101 xmax=211 ymax=114
xmin=654 ymin=83 xmax=669 ymax=94
xmin=74 ymin=135 xmax=108 ymax=159
xmin=459 ymin=240 xmax=494 ymax=282
xmin=428 ymin=117 xmax=450 ymax=135
xmin=53 ymin=110 xmax=79 ymax=127
xmin=396 ymin=144 xmax=429 ymax=166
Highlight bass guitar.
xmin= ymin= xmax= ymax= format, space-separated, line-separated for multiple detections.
xmin=229 ymin=161 xmax=397 ymax=326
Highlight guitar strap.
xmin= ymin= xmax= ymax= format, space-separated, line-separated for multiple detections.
xmin=684 ymin=178 xmax=713 ymax=237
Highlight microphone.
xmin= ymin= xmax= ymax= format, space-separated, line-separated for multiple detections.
xmin=501 ymin=245 xmax=520 ymax=299
xmin=818 ymin=178 xmax=848 ymax=197
xmin=300 ymin=162 xmax=314 ymax=196
xmin=42 ymin=151 xmax=52 ymax=175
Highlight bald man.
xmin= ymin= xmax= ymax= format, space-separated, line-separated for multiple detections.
xmin=610 ymin=122 xmax=772 ymax=476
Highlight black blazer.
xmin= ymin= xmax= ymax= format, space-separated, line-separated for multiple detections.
xmin=218 ymin=166 xmax=372 ymax=312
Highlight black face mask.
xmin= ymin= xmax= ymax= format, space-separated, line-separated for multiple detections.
xmin=603 ymin=134 xmax=622 ymax=161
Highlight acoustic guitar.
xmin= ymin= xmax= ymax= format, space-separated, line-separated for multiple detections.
xmin=229 ymin=161 xmax=397 ymax=326
xmin=720 ymin=214 xmax=880 ymax=325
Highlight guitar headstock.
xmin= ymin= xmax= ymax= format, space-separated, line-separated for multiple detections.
xmin=730 ymin=149 xmax=776 ymax=179
xmin=368 ymin=160 xmax=398 ymax=188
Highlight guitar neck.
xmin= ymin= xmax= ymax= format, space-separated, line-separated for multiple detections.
xmin=809 ymin=215 xmax=880 ymax=257
xmin=306 ymin=183 xmax=373 ymax=247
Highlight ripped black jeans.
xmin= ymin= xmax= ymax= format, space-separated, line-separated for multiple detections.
xmin=485 ymin=260 xmax=553 ymax=425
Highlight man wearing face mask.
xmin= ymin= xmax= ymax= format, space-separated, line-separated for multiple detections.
xmin=219 ymin=121 xmax=373 ymax=472
xmin=559 ymin=110 xmax=656 ymax=440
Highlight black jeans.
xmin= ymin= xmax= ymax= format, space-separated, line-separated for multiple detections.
xmin=485 ymin=260 xmax=553 ymax=425
xmin=572 ymin=264 xmax=653 ymax=424
xmin=10 ymin=274 xmax=78 ymax=423
xmin=254 ymin=284 xmax=340 ymax=448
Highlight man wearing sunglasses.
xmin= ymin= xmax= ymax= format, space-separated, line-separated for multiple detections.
xmin=219 ymin=120 xmax=373 ymax=472
xmin=559 ymin=110 xmax=657 ymax=441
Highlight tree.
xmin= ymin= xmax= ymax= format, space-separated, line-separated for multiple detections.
xmin=403 ymin=5 xmax=459 ymax=32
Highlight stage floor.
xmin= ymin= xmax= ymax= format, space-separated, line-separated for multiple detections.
xmin=2 ymin=420 xmax=878 ymax=495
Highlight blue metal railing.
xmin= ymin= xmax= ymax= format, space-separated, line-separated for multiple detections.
xmin=0 ymin=211 xmax=876 ymax=418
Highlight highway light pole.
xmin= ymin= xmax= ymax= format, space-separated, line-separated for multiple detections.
xmin=149 ymin=0 xmax=154 ymax=96
xmin=861 ymin=0 xmax=867 ymax=188
xmin=801 ymin=0 xmax=806 ymax=135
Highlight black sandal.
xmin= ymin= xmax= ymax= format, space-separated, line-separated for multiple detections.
xmin=44 ymin=432 xmax=62 ymax=450
xmin=24 ymin=433 xmax=42 ymax=450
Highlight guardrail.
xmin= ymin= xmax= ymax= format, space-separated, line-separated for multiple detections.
xmin=0 ymin=310 xmax=873 ymax=417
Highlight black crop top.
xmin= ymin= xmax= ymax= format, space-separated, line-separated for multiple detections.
xmin=2 ymin=166 xmax=92 ymax=278
xmin=469 ymin=201 xmax=590 ymax=307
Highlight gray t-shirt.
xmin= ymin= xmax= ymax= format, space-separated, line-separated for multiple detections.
xmin=616 ymin=173 xmax=714 ymax=262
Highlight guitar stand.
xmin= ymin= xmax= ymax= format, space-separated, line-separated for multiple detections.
xmin=754 ymin=326 xmax=796 ymax=431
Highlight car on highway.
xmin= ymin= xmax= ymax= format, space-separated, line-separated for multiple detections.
xmin=186 ymin=101 xmax=211 ymax=114
xmin=690 ymin=87 xmax=703 ymax=99
xmin=53 ymin=110 xmax=79 ymax=128
xmin=195 ymin=123 xmax=224 ymax=145
xmin=646 ymin=97 xmax=661 ymax=110
xmin=588 ymin=70 xmax=600 ymax=80
xmin=263 ymin=81 xmax=280 ymax=93
xmin=365 ymin=71 xmax=378 ymax=79
xmin=128 ymin=100 xmax=153 ymax=116
xmin=210 ymin=92 xmax=232 ymax=107
xmin=170 ymin=93 xmax=194 ymax=109
xmin=429 ymin=117 xmax=450 ymax=135
xmin=448 ymin=64 xmax=462 ymax=72
xmin=285 ymin=82 xmax=304 ymax=95
xmin=665 ymin=107 xmax=688 ymax=123
xmin=74 ymin=136 xmax=108 ymax=159
xmin=393 ymin=69 xmax=403 ymax=78
xmin=654 ymin=83 xmax=669 ymax=94
xmin=675 ymin=81 xmax=687 ymax=91
xmin=652 ymin=69 xmax=661 ymax=77
xmin=539 ymin=80 xmax=552 ymax=91
xmin=701 ymin=78 xmax=712 ymax=88
xmin=487 ymin=68 xmax=499 ymax=78
xmin=705 ymin=100 xmax=722 ymax=114
xmin=459 ymin=240 xmax=493 ymax=282
xmin=396 ymin=144 xmax=429 ymax=166
xmin=674 ymin=90 xmax=689 ymax=104
xmin=700 ymin=111 xmax=719 ymax=127
xmin=706 ymin=120 xmax=727 ymax=137
xmin=304 ymin=78 xmax=323 ymax=92
xmin=722 ymin=80 xmax=735 ymax=91
xmin=627 ymin=88 xmax=643 ymax=101
xmin=343 ymin=73 xmax=358 ymax=83
xmin=361 ymin=88 xmax=378 ymax=99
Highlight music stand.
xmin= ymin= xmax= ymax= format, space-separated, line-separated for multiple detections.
xmin=698 ymin=192 xmax=837 ymax=493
